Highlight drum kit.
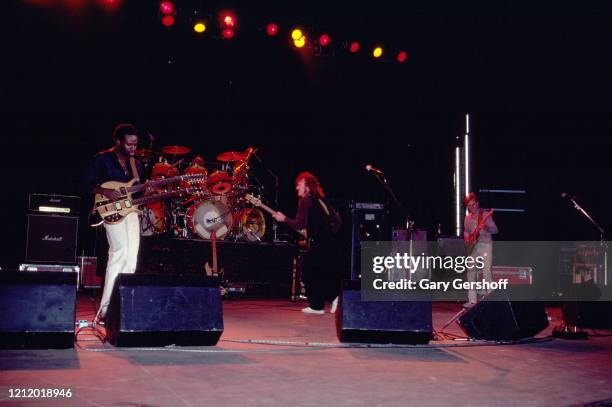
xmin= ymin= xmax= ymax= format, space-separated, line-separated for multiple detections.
xmin=136 ymin=145 xmax=267 ymax=242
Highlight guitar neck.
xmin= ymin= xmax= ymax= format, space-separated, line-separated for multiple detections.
xmin=132 ymin=190 xmax=184 ymax=206
xmin=127 ymin=175 xmax=187 ymax=194
xmin=257 ymin=203 xmax=276 ymax=216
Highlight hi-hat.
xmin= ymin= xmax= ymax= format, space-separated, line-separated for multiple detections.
xmin=217 ymin=151 xmax=247 ymax=162
xmin=162 ymin=145 xmax=192 ymax=155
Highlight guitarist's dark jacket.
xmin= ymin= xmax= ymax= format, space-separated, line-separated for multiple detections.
xmin=83 ymin=149 xmax=144 ymax=195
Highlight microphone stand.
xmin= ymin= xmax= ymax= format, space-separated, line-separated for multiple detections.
xmin=567 ymin=196 xmax=608 ymax=286
xmin=253 ymin=151 xmax=281 ymax=242
xmin=371 ymin=171 xmax=412 ymax=231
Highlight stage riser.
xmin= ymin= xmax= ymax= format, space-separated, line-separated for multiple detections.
xmin=137 ymin=237 xmax=299 ymax=296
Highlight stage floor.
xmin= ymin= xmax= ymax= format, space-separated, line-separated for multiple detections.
xmin=1 ymin=293 xmax=611 ymax=406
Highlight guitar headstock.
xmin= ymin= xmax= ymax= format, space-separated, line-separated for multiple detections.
xmin=245 ymin=193 xmax=262 ymax=207
xmin=182 ymin=174 xmax=207 ymax=183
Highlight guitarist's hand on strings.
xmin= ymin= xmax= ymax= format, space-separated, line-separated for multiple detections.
xmin=94 ymin=186 xmax=123 ymax=202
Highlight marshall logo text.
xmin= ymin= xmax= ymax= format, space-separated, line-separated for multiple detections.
xmin=43 ymin=235 xmax=64 ymax=242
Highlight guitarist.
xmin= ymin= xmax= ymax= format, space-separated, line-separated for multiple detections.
xmin=463 ymin=192 xmax=498 ymax=307
xmin=83 ymin=123 xmax=143 ymax=324
xmin=273 ymin=172 xmax=341 ymax=315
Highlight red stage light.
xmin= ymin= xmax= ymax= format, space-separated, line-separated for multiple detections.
xmin=162 ymin=15 xmax=175 ymax=27
xmin=219 ymin=11 xmax=237 ymax=28
xmin=266 ymin=23 xmax=278 ymax=36
xmin=222 ymin=28 xmax=235 ymax=39
xmin=223 ymin=15 xmax=235 ymax=27
xmin=349 ymin=41 xmax=360 ymax=53
xmin=319 ymin=34 xmax=331 ymax=46
xmin=397 ymin=51 xmax=408 ymax=63
xmin=160 ymin=1 xmax=174 ymax=15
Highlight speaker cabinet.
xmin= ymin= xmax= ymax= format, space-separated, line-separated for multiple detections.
xmin=105 ymin=274 xmax=224 ymax=347
xmin=26 ymin=214 xmax=78 ymax=264
xmin=336 ymin=280 xmax=432 ymax=344
xmin=458 ymin=289 xmax=549 ymax=341
xmin=0 ymin=271 xmax=77 ymax=348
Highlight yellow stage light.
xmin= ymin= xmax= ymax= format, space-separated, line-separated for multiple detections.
xmin=373 ymin=47 xmax=383 ymax=58
xmin=194 ymin=22 xmax=206 ymax=33
xmin=291 ymin=29 xmax=303 ymax=41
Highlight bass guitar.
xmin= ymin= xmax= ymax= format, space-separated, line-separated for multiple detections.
xmin=244 ymin=194 xmax=307 ymax=239
xmin=464 ymin=210 xmax=494 ymax=255
xmin=90 ymin=174 xmax=205 ymax=226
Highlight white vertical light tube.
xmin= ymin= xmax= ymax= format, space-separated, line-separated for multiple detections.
xmin=455 ymin=146 xmax=461 ymax=236
xmin=464 ymin=113 xmax=470 ymax=198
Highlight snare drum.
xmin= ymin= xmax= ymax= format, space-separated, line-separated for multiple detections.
xmin=186 ymin=199 xmax=233 ymax=239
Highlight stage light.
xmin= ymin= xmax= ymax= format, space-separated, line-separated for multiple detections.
xmin=349 ymin=41 xmax=360 ymax=53
xmin=266 ymin=23 xmax=278 ymax=36
xmin=319 ymin=34 xmax=331 ymax=46
xmin=294 ymin=36 xmax=306 ymax=48
xmin=397 ymin=51 xmax=408 ymax=63
xmin=222 ymin=28 xmax=235 ymax=39
xmin=194 ymin=22 xmax=206 ymax=33
xmin=223 ymin=14 xmax=236 ymax=27
xmin=162 ymin=15 xmax=175 ymax=27
xmin=160 ymin=1 xmax=174 ymax=15
xmin=291 ymin=29 xmax=303 ymax=41
xmin=373 ymin=46 xmax=383 ymax=58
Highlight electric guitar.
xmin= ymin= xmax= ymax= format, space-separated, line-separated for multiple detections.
xmin=90 ymin=174 xmax=205 ymax=226
xmin=245 ymin=194 xmax=307 ymax=240
xmin=464 ymin=210 xmax=494 ymax=255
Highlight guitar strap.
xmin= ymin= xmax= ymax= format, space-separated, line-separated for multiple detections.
xmin=129 ymin=157 xmax=140 ymax=182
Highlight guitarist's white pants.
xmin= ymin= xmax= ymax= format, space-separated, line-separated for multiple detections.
xmin=467 ymin=242 xmax=493 ymax=304
xmin=97 ymin=212 xmax=140 ymax=318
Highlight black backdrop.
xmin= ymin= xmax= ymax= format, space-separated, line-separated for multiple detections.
xmin=3 ymin=1 xmax=610 ymax=269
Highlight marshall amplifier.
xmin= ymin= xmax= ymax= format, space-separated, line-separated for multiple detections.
xmin=29 ymin=193 xmax=81 ymax=215
xmin=26 ymin=214 xmax=78 ymax=264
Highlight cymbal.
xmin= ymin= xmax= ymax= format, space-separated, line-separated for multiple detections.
xmin=135 ymin=149 xmax=160 ymax=157
xmin=217 ymin=151 xmax=247 ymax=162
xmin=162 ymin=145 xmax=192 ymax=155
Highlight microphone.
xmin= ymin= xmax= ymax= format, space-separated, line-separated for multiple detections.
xmin=561 ymin=192 xmax=576 ymax=199
xmin=365 ymin=164 xmax=384 ymax=175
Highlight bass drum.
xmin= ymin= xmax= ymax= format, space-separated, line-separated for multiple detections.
xmin=240 ymin=207 xmax=266 ymax=242
xmin=140 ymin=202 xmax=167 ymax=236
xmin=186 ymin=199 xmax=233 ymax=240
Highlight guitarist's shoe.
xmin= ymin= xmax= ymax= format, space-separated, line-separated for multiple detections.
xmin=302 ymin=307 xmax=324 ymax=315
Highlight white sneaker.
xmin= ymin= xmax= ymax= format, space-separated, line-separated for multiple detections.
xmin=302 ymin=307 xmax=324 ymax=315
xmin=330 ymin=297 xmax=339 ymax=314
